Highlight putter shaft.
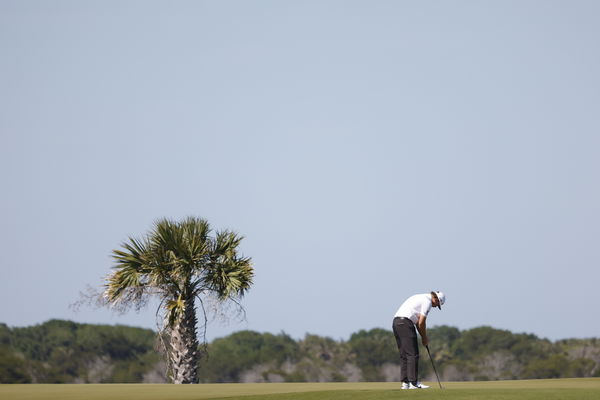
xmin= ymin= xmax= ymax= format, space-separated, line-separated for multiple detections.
xmin=425 ymin=345 xmax=443 ymax=389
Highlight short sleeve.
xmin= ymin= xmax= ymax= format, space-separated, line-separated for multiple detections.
xmin=419 ymin=296 xmax=432 ymax=316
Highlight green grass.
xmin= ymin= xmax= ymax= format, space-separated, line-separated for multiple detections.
xmin=1 ymin=379 xmax=599 ymax=400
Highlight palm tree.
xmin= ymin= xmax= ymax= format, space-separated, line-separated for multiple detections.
xmin=104 ymin=217 xmax=254 ymax=383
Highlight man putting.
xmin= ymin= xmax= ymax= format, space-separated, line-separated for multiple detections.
xmin=392 ymin=291 xmax=445 ymax=389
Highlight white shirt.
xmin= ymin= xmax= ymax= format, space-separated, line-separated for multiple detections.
xmin=394 ymin=293 xmax=432 ymax=324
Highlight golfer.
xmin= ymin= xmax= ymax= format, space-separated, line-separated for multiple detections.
xmin=392 ymin=291 xmax=445 ymax=389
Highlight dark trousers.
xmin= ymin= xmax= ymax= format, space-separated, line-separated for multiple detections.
xmin=392 ymin=317 xmax=419 ymax=383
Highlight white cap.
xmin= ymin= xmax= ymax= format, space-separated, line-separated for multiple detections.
xmin=434 ymin=291 xmax=446 ymax=310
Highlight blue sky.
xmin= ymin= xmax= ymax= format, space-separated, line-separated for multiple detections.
xmin=1 ymin=1 xmax=599 ymax=341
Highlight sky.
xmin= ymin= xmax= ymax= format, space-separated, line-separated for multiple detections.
xmin=1 ymin=1 xmax=599 ymax=342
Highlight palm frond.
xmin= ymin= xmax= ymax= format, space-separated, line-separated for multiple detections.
xmin=212 ymin=230 xmax=244 ymax=259
xmin=202 ymin=235 xmax=254 ymax=300
xmin=105 ymin=237 xmax=149 ymax=303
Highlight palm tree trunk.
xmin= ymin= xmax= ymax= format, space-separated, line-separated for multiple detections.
xmin=169 ymin=294 xmax=200 ymax=384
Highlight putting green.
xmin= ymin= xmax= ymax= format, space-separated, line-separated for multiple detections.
xmin=1 ymin=378 xmax=599 ymax=400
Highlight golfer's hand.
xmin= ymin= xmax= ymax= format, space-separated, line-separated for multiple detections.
xmin=422 ymin=336 xmax=429 ymax=346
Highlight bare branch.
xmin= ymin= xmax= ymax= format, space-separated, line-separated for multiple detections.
xmin=196 ymin=295 xmax=209 ymax=359
xmin=69 ymin=284 xmax=108 ymax=313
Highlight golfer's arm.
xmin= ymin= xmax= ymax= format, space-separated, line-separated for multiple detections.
xmin=416 ymin=314 xmax=428 ymax=343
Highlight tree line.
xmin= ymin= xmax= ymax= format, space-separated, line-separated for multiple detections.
xmin=1 ymin=319 xmax=599 ymax=383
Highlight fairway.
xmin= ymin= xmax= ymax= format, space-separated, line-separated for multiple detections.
xmin=1 ymin=379 xmax=600 ymax=400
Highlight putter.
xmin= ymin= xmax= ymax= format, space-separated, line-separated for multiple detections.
xmin=425 ymin=345 xmax=443 ymax=389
